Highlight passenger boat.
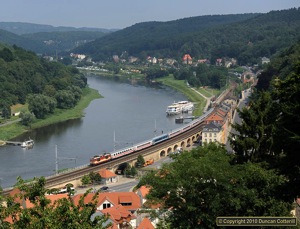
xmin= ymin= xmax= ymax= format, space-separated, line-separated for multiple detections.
xmin=166 ymin=101 xmax=194 ymax=115
xmin=21 ymin=139 xmax=34 ymax=148
xmin=166 ymin=103 xmax=182 ymax=115
xmin=178 ymin=101 xmax=194 ymax=112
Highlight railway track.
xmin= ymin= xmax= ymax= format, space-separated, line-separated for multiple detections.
xmin=1 ymin=119 xmax=206 ymax=196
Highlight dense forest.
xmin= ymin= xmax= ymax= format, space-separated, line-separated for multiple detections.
xmin=22 ymin=31 xmax=107 ymax=55
xmin=0 ymin=44 xmax=87 ymax=119
xmin=73 ymin=8 xmax=300 ymax=65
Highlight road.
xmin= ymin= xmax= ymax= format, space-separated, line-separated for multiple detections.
xmin=225 ymin=88 xmax=251 ymax=152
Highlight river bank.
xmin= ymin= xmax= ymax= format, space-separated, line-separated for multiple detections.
xmin=0 ymin=73 xmax=207 ymax=141
xmin=0 ymin=87 xmax=101 ymax=141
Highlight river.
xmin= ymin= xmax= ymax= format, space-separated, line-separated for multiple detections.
xmin=0 ymin=75 xmax=190 ymax=188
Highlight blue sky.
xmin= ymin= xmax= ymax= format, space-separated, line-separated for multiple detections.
xmin=0 ymin=0 xmax=299 ymax=29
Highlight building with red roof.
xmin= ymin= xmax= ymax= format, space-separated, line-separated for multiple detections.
xmin=182 ymin=54 xmax=193 ymax=64
xmin=98 ymin=169 xmax=118 ymax=184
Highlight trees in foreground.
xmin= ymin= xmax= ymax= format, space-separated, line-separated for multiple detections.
xmin=0 ymin=177 xmax=109 ymax=229
xmin=138 ymin=144 xmax=292 ymax=229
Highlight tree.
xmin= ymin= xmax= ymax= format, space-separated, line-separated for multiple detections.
xmin=0 ymin=47 xmax=14 ymax=62
xmin=130 ymin=166 xmax=138 ymax=177
xmin=272 ymin=66 xmax=300 ymax=198
xmin=20 ymin=111 xmax=35 ymax=127
xmin=138 ymin=144 xmax=291 ymax=229
xmin=229 ymin=91 xmax=279 ymax=163
xmin=89 ymin=171 xmax=102 ymax=184
xmin=27 ymin=94 xmax=57 ymax=119
xmin=55 ymin=90 xmax=76 ymax=109
xmin=135 ymin=155 xmax=145 ymax=168
xmin=0 ymin=177 xmax=110 ymax=228
xmin=0 ymin=103 xmax=11 ymax=119
xmin=81 ymin=174 xmax=91 ymax=186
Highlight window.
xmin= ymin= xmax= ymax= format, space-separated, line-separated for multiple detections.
xmin=209 ymin=133 xmax=212 ymax=137
xmin=204 ymin=133 xmax=207 ymax=137
xmin=103 ymin=203 xmax=111 ymax=209
xmin=121 ymin=202 xmax=132 ymax=206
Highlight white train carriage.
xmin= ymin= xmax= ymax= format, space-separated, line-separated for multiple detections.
xmin=135 ymin=140 xmax=153 ymax=151
xmin=111 ymin=147 xmax=135 ymax=159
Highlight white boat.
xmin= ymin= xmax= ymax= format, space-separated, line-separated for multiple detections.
xmin=166 ymin=103 xmax=182 ymax=115
xmin=166 ymin=101 xmax=194 ymax=115
xmin=21 ymin=139 xmax=34 ymax=148
xmin=178 ymin=101 xmax=194 ymax=112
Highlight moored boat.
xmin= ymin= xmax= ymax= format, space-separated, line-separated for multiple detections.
xmin=166 ymin=103 xmax=182 ymax=115
xmin=166 ymin=101 xmax=194 ymax=115
xmin=21 ymin=139 xmax=34 ymax=148
xmin=178 ymin=101 xmax=194 ymax=112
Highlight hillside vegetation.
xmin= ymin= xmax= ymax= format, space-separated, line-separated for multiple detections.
xmin=73 ymin=8 xmax=300 ymax=65
xmin=0 ymin=44 xmax=87 ymax=116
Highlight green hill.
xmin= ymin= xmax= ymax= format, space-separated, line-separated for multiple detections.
xmin=73 ymin=8 xmax=300 ymax=65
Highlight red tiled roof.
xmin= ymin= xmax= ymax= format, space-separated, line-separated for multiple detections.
xmin=205 ymin=112 xmax=224 ymax=122
xmin=137 ymin=186 xmax=150 ymax=198
xmin=102 ymin=204 xmax=135 ymax=222
xmin=99 ymin=169 xmax=117 ymax=178
xmin=73 ymin=192 xmax=141 ymax=211
xmin=137 ymin=217 xmax=155 ymax=229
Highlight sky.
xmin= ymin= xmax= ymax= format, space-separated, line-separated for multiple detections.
xmin=0 ymin=0 xmax=300 ymax=29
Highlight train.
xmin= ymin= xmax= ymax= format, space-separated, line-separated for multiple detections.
xmin=89 ymin=108 xmax=214 ymax=166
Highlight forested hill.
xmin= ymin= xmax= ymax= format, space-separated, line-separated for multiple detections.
xmin=0 ymin=29 xmax=46 ymax=53
xmin=0 ymin=22 xmax=113 ymax=55
xmin=21 ymin=31 xmax=107 ymax=55
xmin=0 ymin=44 xmax=87 ymax=109
xmin=73 ymin=8 xmax=300 ymax=65
xmin=72 ymin=13 xmax=259 ymax=60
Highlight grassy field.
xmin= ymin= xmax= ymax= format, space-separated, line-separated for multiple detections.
xmin=197 ymin=87 xmax=220 ymax=98
xmin=0 ymin=87 xmax=101 ymax=141
xmin=156 ymin=75 xmax=207 ymax=116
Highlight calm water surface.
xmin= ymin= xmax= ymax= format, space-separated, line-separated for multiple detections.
xmin=0 ymin=75 xmax=189 ymax=188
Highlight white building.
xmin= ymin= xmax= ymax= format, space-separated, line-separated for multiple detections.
xmin=202 ymin=123 xmax=222 ymax=144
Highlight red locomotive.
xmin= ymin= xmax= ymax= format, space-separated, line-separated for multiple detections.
xmin=90 ymin=153 xmax=112 ymax=166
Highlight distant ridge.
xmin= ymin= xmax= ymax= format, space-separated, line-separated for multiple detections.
xmin=0 ymin=22 xmax=118 ymax=35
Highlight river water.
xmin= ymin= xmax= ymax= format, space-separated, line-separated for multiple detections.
xmin=0 ymin=75 xmax=189 ymax=188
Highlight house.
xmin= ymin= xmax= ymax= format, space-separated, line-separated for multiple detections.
xmin=128 ymin=56 xmax=138 ymax=63
xmin=102 ymin=204 xmax=137 ymax=228
xmin=99 ymin=169 xmax=118 ymax=184
xmin=202 ymin=123 xmax=222 ymax=144
xmin=197 ymin=59 xmax=209 ymax=64
xmin=182 ymin=54 xmax=192 ymax=65
xmin=73 ymin=192 xmax=141 ymax=214
xmin=261 ymin=57 xmax=270 ymax=65
xmin=215 ymin=58 xmax=223 ymax=66
xmin=204 ymin=112 xmax=225 ymax=126
xmin=72 ymin=192 xmax=141 ymax=228
xmin=136 ymin=185 xmax=150 ymax=205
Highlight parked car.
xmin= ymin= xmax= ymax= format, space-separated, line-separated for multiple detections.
xmin=99 ymin=186 xmax=109 ymax=191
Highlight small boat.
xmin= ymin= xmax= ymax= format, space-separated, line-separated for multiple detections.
xmin=21 ymin=139 xmax=34 ymax=148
